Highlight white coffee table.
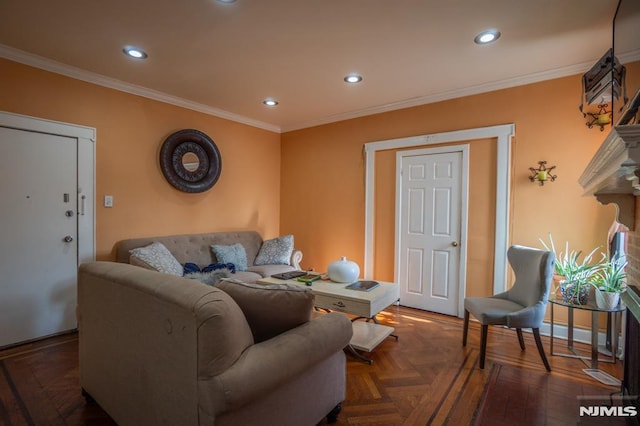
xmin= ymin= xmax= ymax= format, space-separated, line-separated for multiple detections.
xmin=257 ymin=275 xmax=399 ymax=363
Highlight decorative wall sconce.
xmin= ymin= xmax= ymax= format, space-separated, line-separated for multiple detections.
xmin=584 ymin=103 xmax=611 ymax=131
xmin=529 ymin=161 xmax=556 ymax=186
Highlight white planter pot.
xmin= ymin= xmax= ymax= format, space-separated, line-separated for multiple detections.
xmin=594 ymin=288 xmax=621 ymax=310
xmin=327 ymin=256 xmax=360 ymax=283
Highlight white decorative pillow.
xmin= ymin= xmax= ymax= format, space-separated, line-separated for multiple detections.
xmin=129 ymin=242 xmax=183 ymax=276
xmin=211 ymin=243 xmax=248 ymax=271
xmin=254 ymin=235 xmax=294 ymax=266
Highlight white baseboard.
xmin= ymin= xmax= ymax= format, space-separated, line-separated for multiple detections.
xmin=470 ymin=314 xmax=626 ymax=359
xmin=537 ymin=317 xmax=626 ymax=358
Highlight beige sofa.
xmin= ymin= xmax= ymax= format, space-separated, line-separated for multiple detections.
xmin=115 ymin=231 xmax=303 ymax=282
xmin=78 ymin=261 xmax=353 ymax=425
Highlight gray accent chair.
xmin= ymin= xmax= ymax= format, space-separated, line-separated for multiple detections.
xmin=462 ymin=245 xmax=555 ymax=371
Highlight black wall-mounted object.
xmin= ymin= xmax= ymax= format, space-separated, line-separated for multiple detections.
xmin=159 ymin=129 xmax=222 ymax=193
xmin=612 ymin=0 xmax=640 ymax=124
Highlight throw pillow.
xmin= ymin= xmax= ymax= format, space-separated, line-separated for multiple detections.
xmin=184 ymin=269 xmax=232 ymax=286
xmin=214 ymin=278 xmax=314 ymax=342
xmin=129 ymin=242 xmax=183 ymax=276
xmin=254 ymin=234 xmax=294 ymax=266
xmin=211 ymin=243 xmax=248 ymax=271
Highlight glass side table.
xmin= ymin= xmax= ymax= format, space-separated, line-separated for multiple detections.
xmin=549 ymin=295 xmax=624 ymax=373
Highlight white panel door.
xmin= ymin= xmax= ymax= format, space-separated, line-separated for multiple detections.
xmin=0 ymin=127 xmax=78 ymax=347
xmin=398 ymin=151 xmax=462 ymax=315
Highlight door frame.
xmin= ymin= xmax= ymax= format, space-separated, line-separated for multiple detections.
xmin=363 ymin=124 xmax=514 ymax=317
xmin=0 ymin=110 xmax=96 ymax=265
xmin=395 ymin=146 xmax=469 ymax=316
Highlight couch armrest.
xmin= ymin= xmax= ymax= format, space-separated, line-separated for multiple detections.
xmin=201 ymin=312 xmax=352 ymax=415
xmin=291 ymin=249 xmax=303 ymax=270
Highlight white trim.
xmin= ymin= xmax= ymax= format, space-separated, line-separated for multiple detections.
xmin=474 ymin=321 xmax=622 ymax=356
xmin=364 ymin=124 xmax=515 ymax=316
xmin=282 ymin=53 xmax=640 ymax=132
xmin=0 ymin=44 xmax=280 ymax=134
xmin=494 ymin=129 xmax=513 ymax=294
xmin=394 ymin=145 xmax=469 ymax=316
xmin=0 ymin=110 xmax=95 ymax=140
xmin=0 ymin=110 xmax=96 ymax=264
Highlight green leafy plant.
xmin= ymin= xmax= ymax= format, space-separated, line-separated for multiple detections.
xmin=592 ymin=257 xmax=627 ymax=293
xmin=539 ymin=233 xmax=603 ymax=284
xmin=540 ymin=233 xmax=605 ymax=304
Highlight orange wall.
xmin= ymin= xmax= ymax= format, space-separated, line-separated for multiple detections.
xmin=0 ymin=58 xmax=282 ymax=260
xmin=2 ymin=55 xmax=638 ymax=326
xmin=281 ymin=64 xmax=640 ymax=300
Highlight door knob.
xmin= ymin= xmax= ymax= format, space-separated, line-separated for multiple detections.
xmin=64 ymin=235 xmax=74 ymax=243
xmin=452 ymin=241 xmax=458 ymax=247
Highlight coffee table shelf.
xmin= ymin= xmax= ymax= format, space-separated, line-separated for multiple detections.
xmin=350 ymin=321 xmax=395 ymax=352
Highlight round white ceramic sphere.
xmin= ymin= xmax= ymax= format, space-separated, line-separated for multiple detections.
xmin=327 ymin=256 xmax=360 ymax=283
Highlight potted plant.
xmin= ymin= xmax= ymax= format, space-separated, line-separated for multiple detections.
xmin=540 ymin=234 xmax=603 ymax=305
xmin=591 ymin=257 xmax=627 ymax=310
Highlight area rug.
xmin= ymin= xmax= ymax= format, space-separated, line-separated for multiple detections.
xmin=472 ymin=363 xmax=627 ymax=425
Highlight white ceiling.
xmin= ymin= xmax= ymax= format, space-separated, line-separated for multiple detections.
xmin=0 ymin=0 xmax=634 ymax=132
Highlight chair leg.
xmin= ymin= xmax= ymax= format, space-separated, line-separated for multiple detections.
xmin=479 ymin=324 xmax=488 ymax=369
xmin=532 ymin=328 xmax=551 ymax=372
xmin=463 ymin=310 xmax=470 ymax=346
xmin=516 ymin=328 xmax=525 ymax=350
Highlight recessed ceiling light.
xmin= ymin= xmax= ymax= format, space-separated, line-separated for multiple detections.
xmin=263 ymin=98 xmax=278 ymax=107
xmin=122 ymin=46 xmax=148 ymax=59
xmin=215 ymin=0 xmax=237 ymax=3
xmin=344 ymin=74 xmax=363 ymax=84
xmin=474 ymin=29 xmax=501 ymax=45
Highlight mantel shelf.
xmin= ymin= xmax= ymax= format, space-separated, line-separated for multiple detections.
xmin=579 ymin=124 xmax=640 ymax=230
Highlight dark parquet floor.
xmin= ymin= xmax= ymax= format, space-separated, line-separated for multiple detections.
xmin=0 ymin=305 xmax=624 ymax=425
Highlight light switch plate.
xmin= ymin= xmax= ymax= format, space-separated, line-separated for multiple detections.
xmin=104 ymin=195 xmax=113 ymax=208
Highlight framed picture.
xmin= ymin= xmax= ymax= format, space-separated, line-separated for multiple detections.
xmin=617 ymin=88 xmax=640 ymax=125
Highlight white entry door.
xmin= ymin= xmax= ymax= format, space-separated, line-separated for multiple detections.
xmin=397 ymin=150 xmax=463 ymax=316
xmin=0 ymin=127 xmax=79 ymax=347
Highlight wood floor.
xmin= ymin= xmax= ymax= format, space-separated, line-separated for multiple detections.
xmin=0 ymin=305 xmax=624 ymax=425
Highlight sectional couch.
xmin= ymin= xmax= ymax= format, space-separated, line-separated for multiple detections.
xmin=78 ymin=260 xmax=352 ymax=425
xmin=115 ymin=230 xmax=303 ymax=282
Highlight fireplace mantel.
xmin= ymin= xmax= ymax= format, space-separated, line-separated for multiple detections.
xmin=579 ymin=124 xmax=640 ymax=230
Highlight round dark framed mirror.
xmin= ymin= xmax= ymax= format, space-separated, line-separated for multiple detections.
xmin=159 ymin=129 xmax=222 ymax=193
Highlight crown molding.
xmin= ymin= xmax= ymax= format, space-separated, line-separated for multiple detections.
xmin=282 ymin=62 xmax=615 ymax=132
xmin=282 ymin=50 xmax=640 ymax=132
xmin=0 ymin=44 xmax=281 ymax=133
xmin=3 ymin=44 xmax=639 ymax=135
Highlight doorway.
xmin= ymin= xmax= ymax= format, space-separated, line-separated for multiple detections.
xmin=0 ymin=111 xmax=95 ymax=348
xmin=396 ymin=147 xmax=466 ymax=315
xmin=363 ymin=125 xmax=514 ymax=317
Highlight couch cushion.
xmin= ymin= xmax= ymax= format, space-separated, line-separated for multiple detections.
xmin=129 ymin=242 xmax=183 ymax=276
xmin=246 ymin=264 xmax=296 ymax=278
xmin=254 ymin=235 xmax=294 ymax=266
xmin=215 ymin=279 xmax=314 ymax=342
xmin=211 ymin=243 xmax=248 ymax=271
xmin=232 ymin=271 xmax=262 ymax=283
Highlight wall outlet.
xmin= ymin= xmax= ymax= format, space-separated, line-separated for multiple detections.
xmin=104 ymin=195 xmax=114 ymax=208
